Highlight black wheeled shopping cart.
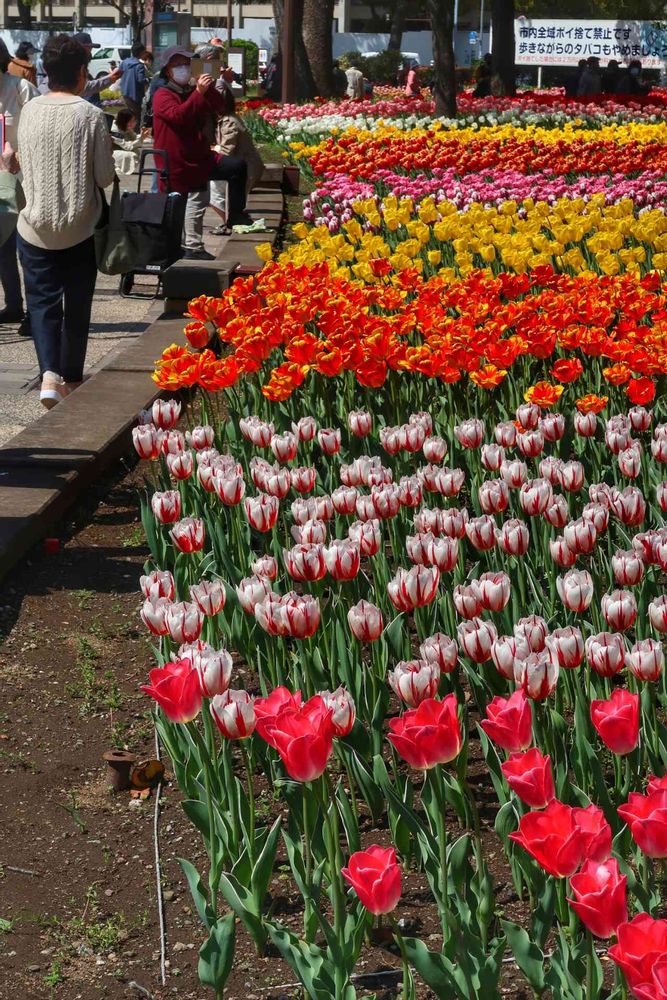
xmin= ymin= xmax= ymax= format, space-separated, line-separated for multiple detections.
xmin=118 ymin=148 xmax=186 ymax=299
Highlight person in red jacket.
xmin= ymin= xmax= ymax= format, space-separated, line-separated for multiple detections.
xmin=152 ymin=47 xmax=248 ymax=260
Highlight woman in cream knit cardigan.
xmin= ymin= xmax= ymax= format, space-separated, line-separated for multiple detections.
xmin=17 ymin=34 xmax=115 ymax=409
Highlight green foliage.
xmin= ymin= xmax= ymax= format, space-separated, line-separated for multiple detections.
xmin=365 ymin=50 xmax=404 ymax=83
xmin=520 ymin=0 xmax=665 ymax=15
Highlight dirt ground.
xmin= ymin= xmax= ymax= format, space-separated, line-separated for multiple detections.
xmin=0 ymin=461 xmax=540 ymax=1000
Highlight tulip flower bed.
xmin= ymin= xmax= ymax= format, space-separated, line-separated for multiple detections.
xmin=134 ymin=97 xmax=667 ymax=998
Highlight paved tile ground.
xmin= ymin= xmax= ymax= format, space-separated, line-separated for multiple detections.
xmin=0 ymin=178 xmax=230 ymax=447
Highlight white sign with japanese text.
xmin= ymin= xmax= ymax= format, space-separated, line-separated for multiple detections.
xmin=515 ymin=18 xmax=667 ymax=69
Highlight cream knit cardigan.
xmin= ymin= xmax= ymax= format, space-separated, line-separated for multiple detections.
xmin=17 ymin=93 xmax=116 ymax=251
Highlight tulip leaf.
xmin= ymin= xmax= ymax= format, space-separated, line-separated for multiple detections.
xmin=530 ymin=876 xmax=556 ymax=952
xmin=342 ymin=748 xmax=384 ymax=822
xmin=477 ymin=727 xmax=509 ymax=805
xmin=500 ymin=918 xmax=545 ymax=992
xmin=178 ymin=858 xmax=214 ymax=930
xmin=336 ymin=781 xmax=360 ymax=854
xmin=402 ymin=937 xmax=469 ymax=999
xmin=266 ymin=921 xmax=340 ymax=1000
xmin=217 ymin=871 xmax=266 ymax=948
xmin=383 ymin=612 xmax=406 ymax=660
xmin=251 ymin=817 xmax=282 ymax=907
xmin=198 ymin=912 xmax=236 ymax=990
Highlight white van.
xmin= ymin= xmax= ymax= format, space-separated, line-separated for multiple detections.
xmin=89 ymin=46 xmax=131 ymax=79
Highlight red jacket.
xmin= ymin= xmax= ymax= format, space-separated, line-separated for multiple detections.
xmin=153 ymin=84 xmax=225 ymax=193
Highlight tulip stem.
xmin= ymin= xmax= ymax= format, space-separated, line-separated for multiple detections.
xmin=302 ymin=782 xmax=315 ymax=942
xmin=189 ymin=722 xmax=219 ymax=917
xmin=585 ymin=929 xmax=595 ymax=1000
xmin=243 ymin=742 xmax=255 ymax=867
xmin=427 ymin=766 xmax=449 ymax=945
xmin=389 ymin=915 xmax=412 ymax=1000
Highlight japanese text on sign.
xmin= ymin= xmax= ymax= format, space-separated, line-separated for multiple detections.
xmin=515 ymin=18 xmax=667 ymax=69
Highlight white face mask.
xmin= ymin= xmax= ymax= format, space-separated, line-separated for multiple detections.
xmin=170 ymin=65 xmax=191 ymax=86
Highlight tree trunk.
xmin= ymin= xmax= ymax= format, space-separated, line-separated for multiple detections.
xmin=272 ymin=0 xmax=316 ymax=100
xmin=427 ymin=0 xmax=456 ymax=117
xmin=302 ymin=0 xmax=334 ymax=97
xmin=17 ymin=0 xmax=31 ymax=29
xmin=491 ymin=0 xmax=516 ymax=96
xmin=387 ymin=0 xmax=407 ymax=51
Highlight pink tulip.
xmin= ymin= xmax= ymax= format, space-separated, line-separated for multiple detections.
xmin=211 ymin=689 xmax=256 ymax=739
xmin=557 ymin=569 xmax=594 ymax=612
xmin=586 ymin=632 xmax=626 ymax=678
xmin=419 ymin=633 xmax=458 ymax=673
xmin=190 ymin=579 xmax=226 ymax=617
xmin=389 ymin=659 xmax=440 ymax=707
xmin=601 ymin=589 xmax=637 ymax=632
xmin=151 ymin=490 xmax=181 ymax=524
xmin=626 ymin=638 xmax=664 ymax=682
xmin=348 ymin=600 xmax=383 ymax=641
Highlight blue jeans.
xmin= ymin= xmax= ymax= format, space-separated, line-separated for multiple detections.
xmin=17 ymin=234 xmax=97 ymax=382
xmin=0 ymin=230 xmax=24 ymax=313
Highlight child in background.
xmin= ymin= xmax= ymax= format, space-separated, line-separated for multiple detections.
xmin=110 ymin=107 xmax=142 ymax=175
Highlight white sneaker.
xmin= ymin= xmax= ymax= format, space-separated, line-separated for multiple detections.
xmin=40 ymin=371 xmax=68 ymax=410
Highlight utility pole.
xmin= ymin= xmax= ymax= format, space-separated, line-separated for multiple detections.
xmin=227 ymin=0 xmax=233 ymax=50
xmin=281 ymin=0 xmax=296 ymax=103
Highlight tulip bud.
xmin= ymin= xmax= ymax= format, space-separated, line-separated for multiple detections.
xmin=389 ymin=659 xmax=440 ymax=707
xmin=342 ymin=846 xmax=401 ymax=915
xmin=439 ymin=507 xmax=469 ymax=539
xmin=419 ymin=633 xmax=458 ymax=673
xmin=618 ymin=446 xmax=642 ymax=479
xmin=586 ymin=632 xmax=626 ymax=677
xmin=379 ymin=425 xmax=401 ymax=455
xmin=348 ymin=600 xmax=383 ymax=641
xmin=626 ymin=638 xmax=664 ymax=682
xmin=211 ymin=689 xmax=256 ymax=739
xmin=151 ymin=490 xmax=181 ymax=524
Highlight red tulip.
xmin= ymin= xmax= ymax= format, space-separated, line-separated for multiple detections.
xmin=509 ymin=800 xmax=588 ymax=878
xmin=608 ymin=913 xmax=667 ymax=993
xmin=648 ymin=774 xmax=667 ymax=795
xmin=632 ymin=955 xmax=667 ymax=1000
xmin=342 ymin=845 xmax=401 ymax=915
xmin=388 ymin=695 xmax=462 ymax=770
xmin=480 ymin=689 xmax=532 ymax=752
xmin=502 ymin=748 xmax=555 ymax=808
xmin=618 ymin=789 xmax=667 ymax=858
xmin=261 ymin=695 xmax=334 ymax=782
xmin=141 ymin=659 xmax=202 ymax=723
xmin=567 ymin=858 xmax=627 ymax=939
xmin=211 ymin=689 xmax=256 ymax=739
xmin=574 ymin=804 xmax=612 ymax=862
xmin=254 ymin=686 xmax=303 ymax=742
xmin=590 ymin=688 xmax=639 ymax=755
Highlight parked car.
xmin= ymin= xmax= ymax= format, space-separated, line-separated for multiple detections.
xmin=89 ymin=46 xmax=131 ymax=79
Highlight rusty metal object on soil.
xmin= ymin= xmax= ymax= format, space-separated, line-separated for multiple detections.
xmin=103 ymin=749 xmax=137 ymax=792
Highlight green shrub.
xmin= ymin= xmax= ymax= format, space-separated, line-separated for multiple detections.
xmin=339 ymin=50 xmax=368 ymax=72
xmin=364 ymin=50 xmax=403 ymax=84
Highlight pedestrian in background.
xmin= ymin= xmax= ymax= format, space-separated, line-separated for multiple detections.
xmin=16 ymin=34 xmax=115 ymax=408
xmin=120 ymin=42 xmax=148 ymax=123
xmin=0 ymin=39 xmax=37 ymax=335
xmin=8 ymin=41 xmax=38 ymax=86
xmin=577 ymin=56 xmax=602 ymax=97
xmin=72 ymin=31 xmax=121 ymax=106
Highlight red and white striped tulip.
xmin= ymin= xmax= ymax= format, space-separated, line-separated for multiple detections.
xmin=399 ymin=422 xmax=426 ymax=453
xmin=516 ymin=403 xmax=540 ymax=431
xmin=211 ymin=689 xmax=256 ymax=739
xmin=429 ymin=535 xmax=459 ymax=573
xmin=457 ymin=617 xmax=497 ymax=663
xmin=186 ymin=425 xmax=215 ymax=450
xmin=166 ymin=451 xmax=194 ymax=480
xmin=501 ymin=459 xmax=528 ymax=489
xmin=190 ymin=578 xmax=226 ymax=617
xmin=618 ymin=446 xmax=642 ymax=479
xmin=236 ymin=575 xmax=273 ymax=614
xmin=465 ymin=515 xmax=497 ymax=551
xmin=574 ymin=410 xmax=597 ymax=437
xmin=389 ymin=659 xmax=440 ymax=707
xmin=497 ymin=518 xmax=530 ymax=556
xmin=516 ymin=429 xmax=545 ymax=458
xmin=656 ymin=482 xmax=667 ymax=510
xmin=292 ymin=416 xmax=317 ymax=442
xmin=279 ymin=593 xmax=321 ymax=638
xmin=240 ymin=416 xmax=274 ymax=447
xmin=454 ymin=418 xmax=484 ymax=449
xmin=320 ymin=686 xmax=356 ymax=736
xmin=141 ymin=597 xmax=171 ymax=635
xmin=290 ymin=466 xmax=317 ymax=494
xmin=251 ymin=555 xmax=278 ymax=580
xmin=132 ymin=423 xmax=161 ymax=460
xmin=612 ymin=549 xmax=644 ymax=586
xmin=651 ymin=437 xmax=667 ymax=463
xmin=495 ymin=421 xmax=517 ymax=447
xmin=626 ymin=638 xmax=664 ymax=682
xmin=348 ymin=600 xmax=383 ymax=641
xmin=514 ymin=650 xmax=559 ymax=701
xmin=284 ymin=544 xmax=326 ymax=583
xmin=435 ymin=468 xmax=465 ymax=498
xmin=160 ymin=429 xmax=186 ymax=456
xmin=514 ymin=615 xmax=549 ymax=653
xmin=453 ymin=583 xmax=483 ymax=619
xmin=612 ymin=487 xmax=646 ymax=526
xmin=423 ymin=435 xmax=447 ymax=463
xmin=292 ymin=519 xmax=328 ymax=545
xmin=586 ymin=632 xmax=626 ymax=678
xmin=332 ymin=486 xmax=358 ymax=515
xmin=648 ymin=595 xmax=667 ymax=633
xmin=478 ymin=479 xmax=510 ymax=515
xmin=628 ymin=406 xmax=652 ymax=432
xmin=419 ymin=633 xmax=458 ymax=673
xmin=271 ymin=431 xmax=298 ymax=463
xmin=213 ymin=473 xmax=246 ymax=506
xmin=581 ymin=503 xmax=609 ymax=533
xmin=601 ymin=589 xmax=637 ymax=632
xmin=540 ymin=456 xmax=563 ymax=486
xmin=324 ymin=539 xmax=361 ymax=581
xmin=140 ymin=569 xmax=175 ymax=602
xmin=520 ymin=479 xmax=553 ymax=516
xmin=165 ymin=601 xmax=204 ymax=644
xmin=477 ymin=571 xmax=511 ymax=612
xmin=170 ymin=517 xmax=205 ymax=553
xmin=492 ymin=634 xmax=530 ymax=680
xmin=151 ymin=490 xmax=181 ymax=524
xmin=564 ymin=517 xmax=597 ymax=555
xmin=152 ymin=398 xmax=181 ymax=430
xmin=195 ymin=648 xmax=233 ymax=697
xmin=264 ymin=467 xmax=291 ymax=499
xmin=559 ymin=460 xmax=585 ymax=493
xmin=348 ymin=519 xmax=382 ymax=557
xmin=481 ymin=443 xmax=505 ymax=471
xmin=540 ymin=412 xmax=565 ymax=442
xmin=397 ymin=475 xmax=423 ymax=508
xmin=544 ymin=491 xmax=570 ymax=528
xmin=348 ymin=409 xmax=372 ymax=437
xmin=548 ymin=626 xmax=584 ymax=669
xmin=318 ymin=427 xmax=341 ymax=455
xmin=244 ymin=494 xmax=279 ymax=532
xmin=557 ymin=569 xmax=594 ymax=612
xmin=371 ymin=484 xmax=401 ymax=520
xmin=549 ymin=536 xmax=577 ymax=569
xmin=388 ymin=565 xmax=440 ymax=611
xmin=407 ymin=532 xmax=435 ymax=566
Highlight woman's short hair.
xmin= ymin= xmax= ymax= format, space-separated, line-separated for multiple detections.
xmin=43 ymin=34 xmax=89 ymax=90
xmin=115 ymin=108 xmax=134 ymax=131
